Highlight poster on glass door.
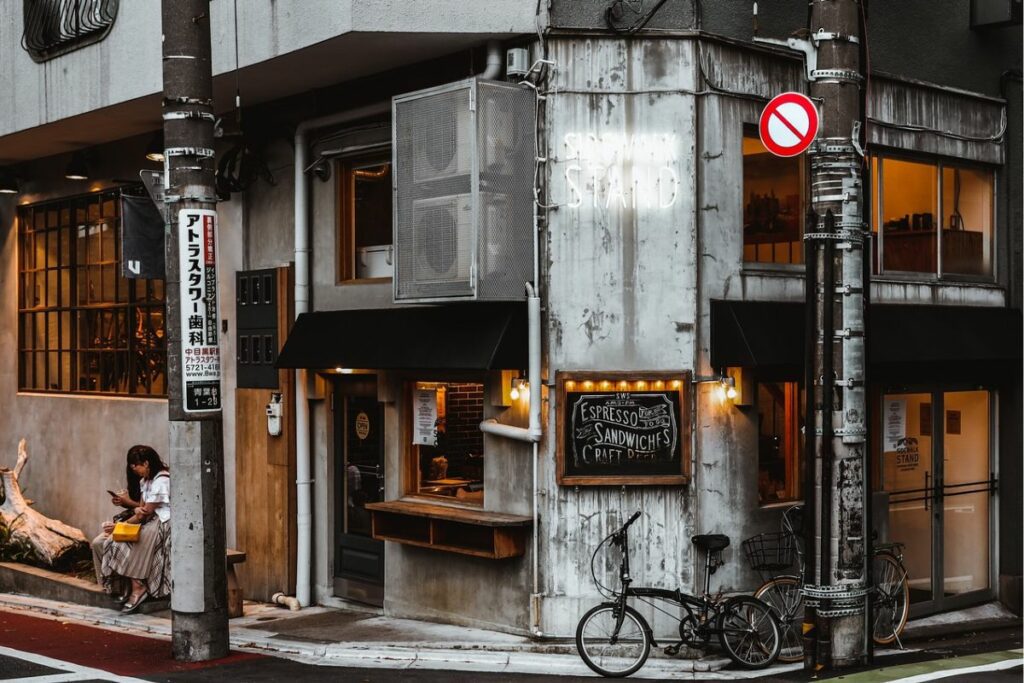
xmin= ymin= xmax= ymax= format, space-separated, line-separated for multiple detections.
xmin=178 ymin=208 xmax=222 ymax=412
xmin=884 ymin=398 xmax=906 ymax=452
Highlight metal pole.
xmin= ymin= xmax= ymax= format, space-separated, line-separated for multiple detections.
xmin=162 ymin=0 xmax=229 ymax=661
xmin=804 ymin=0 xmax=869 ymax=669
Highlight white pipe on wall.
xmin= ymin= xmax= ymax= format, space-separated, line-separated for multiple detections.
xmin=481 ymin=40 xmax=503 ymax=80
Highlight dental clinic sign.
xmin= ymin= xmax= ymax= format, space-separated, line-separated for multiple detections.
xmin=563 ymin=133 xmax=680 ymax=210
xmin=178 ymin=208 xmax=222 ymax=413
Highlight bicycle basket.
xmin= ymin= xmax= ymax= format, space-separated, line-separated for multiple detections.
xmin=742 ymin=532 xmax=795 ymax=571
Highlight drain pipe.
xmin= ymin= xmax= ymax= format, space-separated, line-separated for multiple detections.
xmin=481 ymin=40 xmax=503 ymax=80
xmin=292 ymin=101 xmax=390 ymax=608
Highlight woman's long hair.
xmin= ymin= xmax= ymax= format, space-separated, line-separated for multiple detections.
xmin=126 ymin=444 xmax=168 ymax=480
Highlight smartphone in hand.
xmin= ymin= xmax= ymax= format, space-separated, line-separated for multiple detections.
xmin=107 ymin=489 xmax=119 ymax=498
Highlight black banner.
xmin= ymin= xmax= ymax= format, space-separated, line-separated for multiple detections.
xmin=120 ymin=194 xmax=165 ymax=279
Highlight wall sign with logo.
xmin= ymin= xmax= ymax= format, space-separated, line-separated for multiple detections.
xmin=178 ymin=209 xmax=221 ymax=412
xmin=556 ymin=371 xmax=691 ymax=486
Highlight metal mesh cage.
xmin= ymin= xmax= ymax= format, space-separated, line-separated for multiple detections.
xmin=393 ymin=79 xmax=535 ymax=302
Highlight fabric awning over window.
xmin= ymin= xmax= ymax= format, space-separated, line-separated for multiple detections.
xmin=711 ymin=300 xmax=1022 ymax=381
xmin=275 ymin=303 xmax=527 ymax=370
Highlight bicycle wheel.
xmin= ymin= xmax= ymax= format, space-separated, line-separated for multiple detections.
xmin=755 ymin=576 xmax=804 ymax=663
xmin=872 ymin=551 xmax=909 ymax=645
xmin=576 ymin=603 xmax=651 ymax=678
xmin=717 ymin=595 xmax=782 ymax=669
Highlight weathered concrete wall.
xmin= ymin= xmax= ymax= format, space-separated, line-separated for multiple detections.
xmin=0 ymin=134 xmax=242 ymax=549
xmin=0 ymin=0 xmax=538 ymax=141
xmin=539 ymin=36 xmax=700 ymax=637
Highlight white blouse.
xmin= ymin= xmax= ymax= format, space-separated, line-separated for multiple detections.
xmin=142 ymin=472 xmax=171 ymax=523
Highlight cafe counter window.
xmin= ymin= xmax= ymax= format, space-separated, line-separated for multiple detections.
xmin=408 ymin=381 xmax=485 ymax=505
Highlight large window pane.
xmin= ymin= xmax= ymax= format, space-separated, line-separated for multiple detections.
xmin=942 ymin=166 xmax=993 ymax=276
xmin=18 ymin=190 xmax=167 ymax=396
xmin=408 ymin=381 xmax=484 ymax=505
xmin=757 ymin=381 xmax=802 ymax=505
xmin=880 ymin=159 xmax=938 ymax=274
xmin=743 ymin=133 xmax=803 ymax=265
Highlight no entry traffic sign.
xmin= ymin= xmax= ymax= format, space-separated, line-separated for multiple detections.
xmin=759 ymin=92 xmax=819 ymax=157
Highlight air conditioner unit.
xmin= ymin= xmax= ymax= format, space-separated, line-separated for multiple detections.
xmin=393 ymin=78 xmax=536 ymax=302
xmin=410 ymin=194 xmax=473 ymax=285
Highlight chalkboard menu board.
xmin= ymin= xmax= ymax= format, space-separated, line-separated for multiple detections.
xmin=556 ymin=371 xmax=691 ymax=485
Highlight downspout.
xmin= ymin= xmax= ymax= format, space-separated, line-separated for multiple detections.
xmin=481 ymin=40 xmax=503 ymax=80
xmin=292 ymin=101 xmax=390 ymax=608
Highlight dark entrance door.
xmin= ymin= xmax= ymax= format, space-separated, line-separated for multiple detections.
xmin=333 ymin=377 xmax=384 ymax=606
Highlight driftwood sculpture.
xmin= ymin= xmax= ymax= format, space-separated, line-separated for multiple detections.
xmin=0 ymin=439 xmax=87 ymax=566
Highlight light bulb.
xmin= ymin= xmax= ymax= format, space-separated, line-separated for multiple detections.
xmin=726 ymin=386 xmax=737 ymax=400
xmin=715 ymin=384 xmax=727 ymax=404
xmin=510 ymin=384 xmax=520 ymax=400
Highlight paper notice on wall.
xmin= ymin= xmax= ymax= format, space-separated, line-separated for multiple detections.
xmin=884 ymin=398 xmax=906 ymax=452
xmin=412 ymin=388 xmax=438 ymax=446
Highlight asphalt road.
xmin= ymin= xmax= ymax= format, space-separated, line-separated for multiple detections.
xmin=0 ymin=609 xmax=1019 ymax=683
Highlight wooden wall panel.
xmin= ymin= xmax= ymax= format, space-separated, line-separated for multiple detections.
xmin=234 ymin=265 xmax=296 ymax=602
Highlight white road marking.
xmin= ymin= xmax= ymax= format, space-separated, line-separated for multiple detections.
xmin=0 ymin=645 xmax=151 ymax=683
xmin=884 ymin=655 xmax=1023 ymax=683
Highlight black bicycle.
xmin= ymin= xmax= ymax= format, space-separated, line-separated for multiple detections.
xmin=576 ymin=511 xmax=782 ymax=677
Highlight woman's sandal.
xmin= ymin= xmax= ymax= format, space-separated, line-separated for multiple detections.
xmin=122 ymin=591 xmax=149 ymax=614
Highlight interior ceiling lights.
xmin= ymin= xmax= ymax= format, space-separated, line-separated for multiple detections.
xmin=0 ymin=170 xmax=18 ymax=194
xmin=65 ymin=151 xmax=90 ymax=180
xmin=145 ymin=132 xmax=165 ymax=162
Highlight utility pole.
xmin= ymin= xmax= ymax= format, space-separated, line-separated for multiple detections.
xmin=802 ymin=0 xmax=869 ymax=670
xmin=162 ymin=0 xmax=229 ymax=661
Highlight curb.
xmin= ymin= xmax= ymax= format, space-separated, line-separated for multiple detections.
xmin=0 ymin=593 xmax=733 ymax=679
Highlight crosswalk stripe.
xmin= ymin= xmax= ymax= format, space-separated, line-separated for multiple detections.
xmin=0 ymin=645 xmax=151 ymax=683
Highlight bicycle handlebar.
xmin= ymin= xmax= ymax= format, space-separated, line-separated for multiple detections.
xmin=622 ymin=511 xmax=641 ymax=531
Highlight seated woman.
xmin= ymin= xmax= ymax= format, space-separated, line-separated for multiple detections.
xmin=100 ymin=445 xmax=171 ymax=613
xmin=91 ymin=460 xmax=143 ymax=590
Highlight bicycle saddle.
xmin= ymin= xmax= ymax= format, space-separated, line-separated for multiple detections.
xmin=691 ymin=534 xmax=730 ymax=551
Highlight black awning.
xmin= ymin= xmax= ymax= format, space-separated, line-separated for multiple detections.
xmin=275 ymin=303 xmax=527 ymax=370
xmin=711 ymin=300 xmax=1022 ymax=379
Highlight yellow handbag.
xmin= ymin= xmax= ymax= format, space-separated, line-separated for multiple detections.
xmin=112 ymin=522 xmax=141 ymax=542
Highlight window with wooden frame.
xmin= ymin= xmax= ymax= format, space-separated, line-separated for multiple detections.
xmin=870 ymin=154 xmax=994 ymax=278
xmin=743 ymin=127 xmax=805 ymax=265
xmin=17 ymin=190 xmax=167 ymax=396
xmin=756 ymin=380 xmax=803 ymax=506
xmin=337 ymin=155 xmax=393 ymax=282
xmin=404 ymin=380 xmax=485 ymax=506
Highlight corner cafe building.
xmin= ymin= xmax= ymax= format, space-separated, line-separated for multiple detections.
xmin=273 ymin=35 xmax=1020 ymax=637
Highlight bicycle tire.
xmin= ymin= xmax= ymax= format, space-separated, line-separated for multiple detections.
xmin=871 ymin=551 xmax=909 ymax=645
xmin=717 ymin=595 xmax=782 ymax=669
xmin=576 ymin=603 xmax=651 ymax=677
xmin=754 ymin=575 xmax=804 ymax=663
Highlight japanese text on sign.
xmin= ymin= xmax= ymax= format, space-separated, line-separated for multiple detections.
xmin=178 ymin=209 xmax=221 ymax=412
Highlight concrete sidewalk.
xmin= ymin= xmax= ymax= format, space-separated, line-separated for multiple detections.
xmin=0 ymin=590 xmax=1016 ymax=679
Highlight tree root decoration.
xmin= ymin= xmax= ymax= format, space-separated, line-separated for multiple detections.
xmin=0 ymin=439 xmax=87 ymax=567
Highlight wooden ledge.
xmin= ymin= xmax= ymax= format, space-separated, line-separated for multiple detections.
xmin=366 ymin=500 xmax=532 ymax=559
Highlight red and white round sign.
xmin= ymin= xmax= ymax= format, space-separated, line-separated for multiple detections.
xmin=759 ymin=92 xmax=819 ymax=157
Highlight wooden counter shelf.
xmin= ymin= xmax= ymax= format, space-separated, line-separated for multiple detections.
xmin=365 ymin=500 xmax=532 ymax=559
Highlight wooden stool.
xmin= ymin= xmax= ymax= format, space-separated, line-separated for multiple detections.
xmin=226 ymin=549 xmax=247 ymax=618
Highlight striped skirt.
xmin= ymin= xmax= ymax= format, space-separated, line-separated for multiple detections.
xmin=101 ymin=519 xmax=171 ymax=599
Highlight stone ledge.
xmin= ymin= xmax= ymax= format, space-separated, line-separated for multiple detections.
xmin=0 ymin=562 xmax=168 ymax=614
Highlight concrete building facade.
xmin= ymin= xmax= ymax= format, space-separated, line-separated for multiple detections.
xmin=0 ymin=0 xmax=1019 ymax=639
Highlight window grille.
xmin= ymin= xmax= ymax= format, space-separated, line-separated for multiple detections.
xmin=22 ymin=0 xmax=118 ymax=62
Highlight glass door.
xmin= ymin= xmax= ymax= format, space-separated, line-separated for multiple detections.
xmin=939 ymin=390 xmax=994 ymax=605
xmin=881 ymin=393 xmax=934 ymax=607
xmin=334 ymin=377 xmax=385 ymax=606
xmin=879 ymin=389 xmax=996 ymax=616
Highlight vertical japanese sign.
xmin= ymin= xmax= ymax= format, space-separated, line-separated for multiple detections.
xmin=178 ymin=209 xmax=221 ymax=412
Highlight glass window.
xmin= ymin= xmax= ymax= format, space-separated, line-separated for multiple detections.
xmin=17 ymin=190 xmax=166 ymax=395
xmin=872 ymin=155 xmax=994 ymax=278
xmin=743 ymin=131 xmax=804 ymax=265
xmin=338 ymin=155 xmax=393 ymax=282
xmin=407 ymin=381 xmax=484 ymax=505
xmin=757 ymin=381 xmax=803 ymax=506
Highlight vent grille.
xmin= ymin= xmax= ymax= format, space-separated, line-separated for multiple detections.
xmin=394 ymin=79 xmax=535 ymax=302
xmin=22 ymin=0 xmax=118 ymax=62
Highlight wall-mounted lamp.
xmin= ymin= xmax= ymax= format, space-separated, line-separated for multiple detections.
xmin=145 ymin=132 xmax=165 ymax=162
xmin=510 ymin=377 xmax=530 ymax=402
xmin=65 ymin=151 xmax=90 ymax=180
xmin=693 ymin=371 xmax=737 ymax=405
xmin=0 ymin=169 xmax=19 ymax=195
